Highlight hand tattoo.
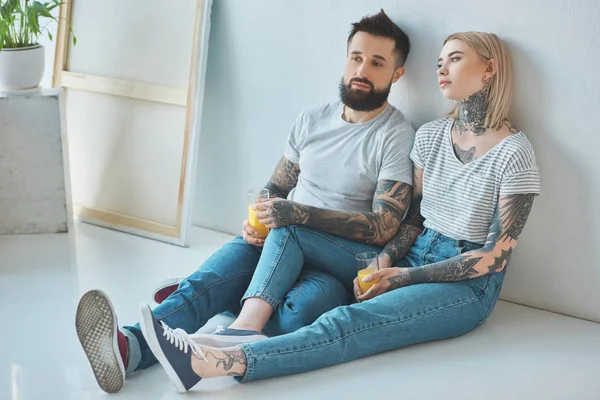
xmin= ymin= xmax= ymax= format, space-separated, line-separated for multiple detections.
xmin=387 ymin=269 xmax=411 ymax=290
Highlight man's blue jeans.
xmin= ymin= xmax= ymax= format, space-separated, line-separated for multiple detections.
xmin=122 ymin=235 xmax=354 ymax=373
xmin=235 ymin=226 xmax=504 ymax=382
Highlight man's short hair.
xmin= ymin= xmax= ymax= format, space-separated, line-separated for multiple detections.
xmin=348 ymin=9 xmax=411 ymax=67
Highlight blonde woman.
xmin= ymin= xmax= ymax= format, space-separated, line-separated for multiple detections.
xmin=139 ymin=32 xmax=541 ymax=392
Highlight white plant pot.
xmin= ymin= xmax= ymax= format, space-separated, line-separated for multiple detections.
xmin=0 ymin=45 xmax=45 ymax=90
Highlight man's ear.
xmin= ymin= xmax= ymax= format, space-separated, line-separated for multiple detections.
xmin=392 ymin=67 xmax=405 ymax=84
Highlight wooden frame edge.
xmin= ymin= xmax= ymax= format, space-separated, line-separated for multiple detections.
xmin=175 ymin=0 xmax=204 ymax=235
xmin=74 ymin=205 xmax=180 ymax=238
xmin=61 ymin=71 xmax=188 ymax=106
xmin=52 ymin=0 xmax=72 ymax=88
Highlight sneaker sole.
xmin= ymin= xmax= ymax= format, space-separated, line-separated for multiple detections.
xmin=138 ymin=304 xmax=188 ymax=393
xmin=75 ymin=290 xmax=126 ymax=393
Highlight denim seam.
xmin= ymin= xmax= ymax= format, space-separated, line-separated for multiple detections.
xmin=257 ymin=228 xmax=291 ymax=293
xmin=419 ymin=231 xmax=437 ymax=261
xmin=242 ymin=291 xmax=280 ymax=309
xmin=120 ymin=328 xmax=141 ymax=375
xmin=474 ymin=280 xmax=502 ymax=327
xmin=287 ymin=279 xmax=304 ymax=304
xmin=258 ymin=288 xmax=487 ymax=358
xmin=242 ymin=228 xmax=293 ymax=310
xmin=154 ymin=271 xmax=256 ymax=320
xmin=236 ymin=344 xmax=256 ymax=383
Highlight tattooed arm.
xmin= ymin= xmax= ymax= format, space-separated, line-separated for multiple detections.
xmin=404 ymin=193 xmax=535 ymax=283
xmin=378 ymin=166 xmax=425 ymax=268
xmin=264 ymin=156 xmax=301 ymax=199
xmin=256 ymin=180 xmax=412 ymax=247
xmin=357 ymin=193 xmax=536 ymax=300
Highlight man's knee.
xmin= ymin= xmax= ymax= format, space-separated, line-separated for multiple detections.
xmin=184 ymin=236 xmax=260 ymax=283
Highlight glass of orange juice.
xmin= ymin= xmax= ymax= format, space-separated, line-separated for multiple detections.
xmin=356 ymin=251 xmax=380 ymax=294
xmin=247 ymin=188 xmax=270 ymax=239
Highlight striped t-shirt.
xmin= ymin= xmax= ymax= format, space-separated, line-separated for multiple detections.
xmin=410 ymin=118 xmax=540 ymax=244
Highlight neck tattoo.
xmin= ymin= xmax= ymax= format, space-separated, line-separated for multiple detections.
xmin=455 ymin=84 xmax=489 ymax=136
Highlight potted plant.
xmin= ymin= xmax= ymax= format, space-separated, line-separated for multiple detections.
xmin=0 ymin=0 xmax=75 ymax=90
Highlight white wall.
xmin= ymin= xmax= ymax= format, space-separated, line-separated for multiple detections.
xmin=192 ymin=0 xmax=600 ymax=322
xmin=38 ymin=14 xmax=58 ymax=89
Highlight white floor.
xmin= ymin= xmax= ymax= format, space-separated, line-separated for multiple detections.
xmin=1 ymin=222 xmax=599 ymax=400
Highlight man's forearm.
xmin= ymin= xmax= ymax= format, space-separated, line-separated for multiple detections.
xmin=262 ymin=180 xmax=411 ymax=246
xmin=380 ymin=192 xmax=424 ymax=266
xmin=301 ymin=181 xmax=411 ymax=246
xmin=302 ymin=206 xmax=399 ymax=247
xmin=380 ymin=222 xmax=423 ymax=266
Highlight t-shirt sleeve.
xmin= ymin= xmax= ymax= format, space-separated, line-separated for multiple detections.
xmin=409 ymin=125 xmax=427 ymax=169
xmin=378 ymin=124 xmax=415 ymax=185
xmin=500 ymin=150 xmax=541 ymax=196
xmin=283 ymin=112 xmax=305 ymax=164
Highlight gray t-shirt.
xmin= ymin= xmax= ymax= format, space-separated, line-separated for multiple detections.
xmin=284 ymin=101 xmax=415 ymax=213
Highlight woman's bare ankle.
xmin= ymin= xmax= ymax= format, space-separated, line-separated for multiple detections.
xmin=227 ymin=321 xmax=262 ymax=333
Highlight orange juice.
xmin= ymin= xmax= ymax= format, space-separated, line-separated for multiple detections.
xmin=248 ymin=205 xmax=269 ymax=238
xmin=357 ymin=269 xmax=379 ymax=293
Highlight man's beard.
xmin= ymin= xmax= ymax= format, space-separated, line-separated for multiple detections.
xmin=339 ymin=77 xmax=392 ymax=112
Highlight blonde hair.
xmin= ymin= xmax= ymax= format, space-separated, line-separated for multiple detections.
xmin=444 ymin=32 xmax=513 ymax=129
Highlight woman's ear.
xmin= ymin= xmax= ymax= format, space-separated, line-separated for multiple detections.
xmin=485 ymin=59 xmax=498 ymax=81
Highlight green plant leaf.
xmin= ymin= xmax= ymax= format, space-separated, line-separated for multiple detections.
xmin=31 ymin=1 xmax=53 ymax=18
xmin=27 ymin=6 xmax=40 ymax=35
xmin=1 ymin=0 xmax=18 ymax=21
xmin=1 ymin=0 xmax=73 ymax=48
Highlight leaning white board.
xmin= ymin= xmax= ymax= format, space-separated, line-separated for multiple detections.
xmin=53 ymin=0 xmax=213 ymax=246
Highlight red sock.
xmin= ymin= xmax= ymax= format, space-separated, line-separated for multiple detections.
xmin=117 ymin=330 xmax=129 ymax=369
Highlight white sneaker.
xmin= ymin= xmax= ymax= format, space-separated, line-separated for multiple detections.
xmin=191 ymin=325 xmax=268 ymax=348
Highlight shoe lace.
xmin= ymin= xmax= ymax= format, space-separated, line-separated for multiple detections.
xmin=161 ymin=322 xmax=207 ymax=362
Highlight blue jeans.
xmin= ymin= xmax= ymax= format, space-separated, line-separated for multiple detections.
xmin=122 ymin=236 xmax=350 ymax=373
xmin=242 ymin=225 xmax=383 ymax=308
xmin=236 ymin=227 xmax=505 ymax=382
